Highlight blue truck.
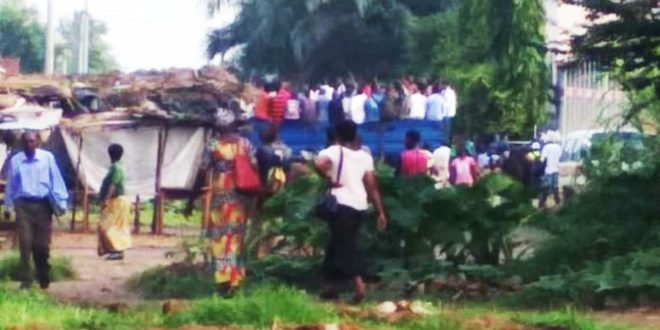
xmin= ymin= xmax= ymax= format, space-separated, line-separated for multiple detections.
xmin=246 ymin=119 xmax=449 ymax=158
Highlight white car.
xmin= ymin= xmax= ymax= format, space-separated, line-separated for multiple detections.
xmin=560 ymin=129 xmax=644 ymax=179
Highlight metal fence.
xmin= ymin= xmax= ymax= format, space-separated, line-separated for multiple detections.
xmin=557 ymin=62 xmax=628 ymax=138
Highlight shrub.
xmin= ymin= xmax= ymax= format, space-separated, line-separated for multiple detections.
xmin=516 ymin=136 xmax=660 ymax=306
xmin=0 ymin=253 xmax=75 ymax=282
xmin=260 ymin=162 xmax=536 ymax=285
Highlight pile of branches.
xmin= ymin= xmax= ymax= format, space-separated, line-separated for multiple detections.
xmin=1 ymin=66 xmax=259 ymax=125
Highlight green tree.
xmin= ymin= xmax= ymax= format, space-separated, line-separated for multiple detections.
xmin=433 ymin=0 xmax=549 ymax=137
xmin=57 ymin=11 xmax=117 ymax=74
xmin=206 ymin=0 xmax=452 ymax=81
xmin=564 ymin=0 xmax=659 ymax=126
xmin=0 ymin=0 xmax=44 ymax=73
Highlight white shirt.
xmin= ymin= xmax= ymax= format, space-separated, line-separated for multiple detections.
xmin=432 ymin=146 xmax=452 ymax=179
xmin=320 ymin=85 xmax=334 ymax=100
xmin=319 ymin=145 xmax=374 ymax=211
xmin=443 ymin=87 xmax=457 ymax=118
xmin=408 ymin=93 xmax=427 ymax=119
xmin=284 ymin=99 xmax=301 ymax=120
xmin=349 ymin=93 xmax=368 ymax=124
xmin=541 ymin=143 xmax=562 ymax=175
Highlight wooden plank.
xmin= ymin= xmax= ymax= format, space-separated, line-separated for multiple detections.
xmin=70 ymin=134 xmax=84 ymax=232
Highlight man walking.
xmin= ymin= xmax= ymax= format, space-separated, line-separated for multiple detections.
xmin=4 ymin=132 xmax=68 ymax=289
xmin=539 ymin=132 xmax=562 ymax=208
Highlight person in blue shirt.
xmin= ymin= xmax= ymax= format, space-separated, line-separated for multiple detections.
xmin=4 ymin=131 xmax=69 ymax=289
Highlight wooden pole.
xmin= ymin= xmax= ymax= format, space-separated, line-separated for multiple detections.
xmin=201 ymin=128 xmax=213 ymax=232
xmin=202 ymin=169 xmax=213 ymax=231
xmin=70 ymin=133 xmax=84 ymax=232
xmin=151 ymin=128 xmax=162 ymax=234
xmin=152 ymin=125 xmax=169 ymax=235
xmin=82 ymin=184 xmax=89 ymax=232
xmin=133 ymin=194 xmax=140 ymax=234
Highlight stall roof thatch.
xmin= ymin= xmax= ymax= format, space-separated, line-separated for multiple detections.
xmin=1 ymin=66 xmax=259 ymax=129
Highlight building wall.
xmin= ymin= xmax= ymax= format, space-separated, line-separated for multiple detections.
xmin=0 ymin=57 xmax=21 ymax=75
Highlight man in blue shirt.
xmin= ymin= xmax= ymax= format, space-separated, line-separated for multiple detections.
xmin=4 ymin=131 xmax=68 ymax=289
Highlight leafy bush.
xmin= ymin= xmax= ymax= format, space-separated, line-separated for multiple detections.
xmin=163 ymin=284 xmax=338 ymax=328
xmin=249 ymin=255 xmax=322 ymax=289
xmin=128 ymin=263 xmax=216 ymax=299
xmin=258 ymin=162 xmax=535 ymax=285
xmin=0 ymin=253 xmax=75 ymax=282
xmin=259 ymin=172 xmax=328 ymax=256
xmin=516 ymin=136 xmax=660 ymax=306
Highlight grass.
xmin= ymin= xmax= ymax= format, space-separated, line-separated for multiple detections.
xmin=0 ymin=281 xmax=645 ymax=330
xmin=128 ymin=262 xmax=216 ymax=299
xmin=164 ymin=284 xmax=339 ymax=328
xmin=0 ymin=286 xmax=158 ymax=330
xmin=0 ymin=253 xmax=76 ymax=282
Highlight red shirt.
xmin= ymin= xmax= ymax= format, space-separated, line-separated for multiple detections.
xmin=254 ymin=90 xmax=269 ymax=120
xmin=270 ymin=89 xmax=291 ymax=124
xmin=400 ymin=149 xmax=429 ymax=177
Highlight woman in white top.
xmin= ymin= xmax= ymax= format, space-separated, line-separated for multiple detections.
xmin=315 ymin=120 xmax=387 ymax=303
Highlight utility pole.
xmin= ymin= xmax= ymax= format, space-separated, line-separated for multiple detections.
xmin=44 ymin=0 xmax=55 ymax=75
xmin=77 ymin=0 xmax=90 ymax=74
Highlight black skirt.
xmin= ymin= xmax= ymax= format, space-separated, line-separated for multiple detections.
xmin=322 ymin=204 xmax=366 ymax=281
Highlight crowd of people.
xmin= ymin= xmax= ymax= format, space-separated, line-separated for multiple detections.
xmin=250 ymin=78 xmax=458 ymax=127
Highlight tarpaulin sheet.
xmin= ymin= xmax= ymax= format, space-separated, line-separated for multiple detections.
xmin=61 ymin=126 xmax=207 ymax=198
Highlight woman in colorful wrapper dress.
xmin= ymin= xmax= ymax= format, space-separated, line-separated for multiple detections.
xmin=206 ymin=109 xmax=255 ymax=295
xmin=98 ymin=144 xmax=132 ymax=261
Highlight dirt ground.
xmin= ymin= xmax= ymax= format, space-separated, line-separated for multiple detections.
xmin=46 ymin=232 xmax=182 ymax=306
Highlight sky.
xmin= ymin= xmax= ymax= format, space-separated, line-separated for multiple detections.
xmin=27 ymin=0 xmax=237 ymax=72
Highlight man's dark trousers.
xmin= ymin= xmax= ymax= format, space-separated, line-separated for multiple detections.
xmin=15 ymin=199 xmax=53 ymax=287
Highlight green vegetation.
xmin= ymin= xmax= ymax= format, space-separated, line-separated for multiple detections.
xmin=0 ymin=0 xmax=45 ymax=73
xmin=565 ymin=0 xmax=659 ymax=124
xmin=164 ymin=285 xmax=339 ymax=328
xmin=57 ymin=11 xmax=117 ymax=74
xmin=207 ymin=0 xmax=548 ymax=136
xmin=0 ymin=287 xmax=156 ymax=330
xmin=0 ymin=253 xmax=76 ymax=282
xmin=260 ymin=164 xmax=535 ymax=285
xmin=128 ymin=262 xmax=215 ymax=299
xmin=1 ymin=283 xmax=640 ymax=329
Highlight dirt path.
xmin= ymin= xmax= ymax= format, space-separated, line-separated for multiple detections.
xmin=47 ymin=232 xmax=182 ymax=306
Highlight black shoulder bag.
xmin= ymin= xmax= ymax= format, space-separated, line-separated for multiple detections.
xmin=314 ymin=147 xmax=344 ymax=220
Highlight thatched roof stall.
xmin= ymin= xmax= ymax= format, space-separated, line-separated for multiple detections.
xmin=1 ymin=66 xmax=258 ymax=234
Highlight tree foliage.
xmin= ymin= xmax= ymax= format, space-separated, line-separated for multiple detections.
xmin=261 ymin=163 xmax=535 ymax=283
xmin=0 ymin=0 xmax=44 ymax=73
xmin=564 ymin=0 xmax=659 ymax=127
xmin=433 ymin=0 xmax=549 ymax=137
xmin=206 ymin=0 xmax=455 ymax=81
xmin=57 ymin=11 xmax=117 ymax=74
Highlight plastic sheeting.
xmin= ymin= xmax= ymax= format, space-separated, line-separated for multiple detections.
xmin=61 ymin=126 xmax=207 ymax=199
